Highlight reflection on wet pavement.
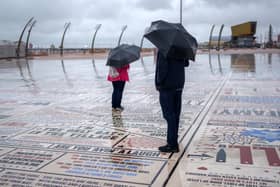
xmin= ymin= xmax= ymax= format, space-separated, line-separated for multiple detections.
xmin=231 ymin=54 xmax=255 ymax=72
xmin=0 ymin=54 xmax=279 ymax=186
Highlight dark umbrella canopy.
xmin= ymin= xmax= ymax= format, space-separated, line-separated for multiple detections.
xmin=144 ymin=20 xmax=198 ymax=60
xmin=106 ymin=44 xmax=141 ymax=68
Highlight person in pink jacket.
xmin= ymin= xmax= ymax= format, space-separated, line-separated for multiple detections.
xmin=107 ymin=64 xmax=130 ymax=112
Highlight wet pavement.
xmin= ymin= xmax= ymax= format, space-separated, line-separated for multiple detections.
xmin=0 ymin=53 xmax=279 ymax=186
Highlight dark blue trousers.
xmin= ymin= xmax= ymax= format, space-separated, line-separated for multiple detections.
xmin=112 ymin=81 xmax=125 ymax=108
xmin=159 ymin=89 xmax=182 ymax=146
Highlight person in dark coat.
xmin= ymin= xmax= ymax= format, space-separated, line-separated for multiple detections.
xmin=155 ymin=50 xmax=188 ymax=153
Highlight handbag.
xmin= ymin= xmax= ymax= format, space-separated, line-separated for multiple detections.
xmin=109 ymin=66 xmax=119 ymax=78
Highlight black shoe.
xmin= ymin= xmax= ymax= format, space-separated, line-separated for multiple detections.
xmin=158 ymin=144 xmax=179 ymax=153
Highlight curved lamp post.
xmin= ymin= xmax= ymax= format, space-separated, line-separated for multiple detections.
xmin=140 ymin=27 xmax=149 ymax=50
xmin=180 ymin=0 xmax=183 ymax=24
xmin=117 ymin=25 xmax=127 ymax=46
xmin=208 ymin=24 xmax=215 ymax=51
xmin=139 ymin=35 xmax=145 ymax=60
xmin=25 ymin=20 xmax=36 ymax=57
xmin=91 ymin=24 xmax=102 ymax=54
xmin=140 ymin=35 xmax=145 ymax=50
xmin=16 ymin=17 xmax=34 ymax=58
xmin=217 ymin=24 xmax=224 ymax=51
xmin=60 ymin=22 xmax=71 ymax=56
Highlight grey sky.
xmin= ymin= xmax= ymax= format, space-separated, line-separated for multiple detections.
xmin=0 ymin=0 xmax=278 ymax=48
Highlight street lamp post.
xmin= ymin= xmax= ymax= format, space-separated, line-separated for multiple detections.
xmin=91 ymin=24 xmax=102 ymax=54
xmin=140 ymin=27 xmax=149 ymax=50
xmin=16 ymin=17 xmax=34 ymax=58
xmin=60 ymin=22 xmax=71 ymax=56
xmin=140 ymin=27 xmax=150 ymax=56
xmin=180 ymin=0 xmax=183 ymax=24
xmin=25 ymin=20 xmax=36 ymax=57
xmin=117 ymin=25 xmax=127 ymax=46
xmin=208 ymin=24 xmax=215 ymax=51
xmin=217 ymin=24 xmax=224 ymax=51
xmin=140 ymin=36 xmax=145 ymax=50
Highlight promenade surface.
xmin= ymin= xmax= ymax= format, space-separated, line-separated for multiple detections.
xmin=0 ymin=53 xmax=279 ymax=187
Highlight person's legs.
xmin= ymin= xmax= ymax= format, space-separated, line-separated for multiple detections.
xmin=112 ymin=81 xmax=118 ymax=108
xmin=174 ymin=89 xmax=183 ymax=135
xmin=112 ymin=81 xmax=125 ymax=109
xmin=117 ymin=81 xmax=125 ymax=108
xmin=159 ymin=90 xmax=179 ymax=152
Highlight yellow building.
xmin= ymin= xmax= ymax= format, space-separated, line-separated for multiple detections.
xmin=231 ymin=22 xmax=257 ymax=47
xmin=231 ymin=22 xmax=257 ymax=37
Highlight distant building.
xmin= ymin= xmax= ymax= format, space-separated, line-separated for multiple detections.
xmin=0 ymin=40 xmax=25 ymax=59
xmin=277 ymin=34 xmax=280 ymax=48
xmin=231 ymin=21 xmax=257 ymax=48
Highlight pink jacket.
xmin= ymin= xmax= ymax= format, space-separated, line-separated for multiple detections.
xmin=107 ymin=64 xmax=130 ymax=82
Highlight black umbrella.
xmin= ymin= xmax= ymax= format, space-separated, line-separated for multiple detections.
xmin=106 ymin=44 xmax=141 ymax=68
xmin=144 ymin=20 xmax=198 ymax=60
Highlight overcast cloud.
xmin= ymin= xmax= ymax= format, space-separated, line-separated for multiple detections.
xmin=0 ymin=0 xmax=279 ymax=48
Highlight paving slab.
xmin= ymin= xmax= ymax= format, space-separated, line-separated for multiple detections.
xmin=0 ymin=53 xmax=279 ymax=186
